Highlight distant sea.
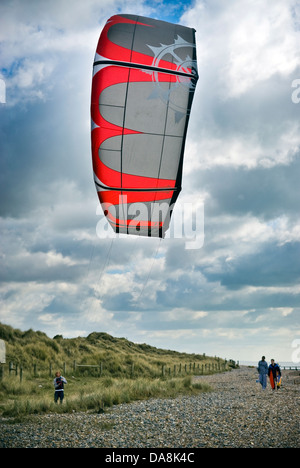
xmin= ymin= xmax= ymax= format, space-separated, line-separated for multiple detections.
xmin=240 ymin=361 xmax=299 ymax=367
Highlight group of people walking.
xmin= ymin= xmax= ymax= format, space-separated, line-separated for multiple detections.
xmin=257 ymin=356 xmax=281 ymax=390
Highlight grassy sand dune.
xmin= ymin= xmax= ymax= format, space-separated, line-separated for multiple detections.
xmin=0 ymin=323 xmax=234 ymax=418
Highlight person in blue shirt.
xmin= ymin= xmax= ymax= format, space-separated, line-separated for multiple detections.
xmin=268 ymin=359 xmax=281 ymax=390
xmin=257 ymin=356 xmax=268 ymax=390
xmin=53 ymin=371 xmax=67 ymax=403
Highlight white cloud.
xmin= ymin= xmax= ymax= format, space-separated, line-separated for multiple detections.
xmin=183 ymin=0 xmax=300 ymax=99
xmin=163 ymin=308 xmax=208 ymax=322
xmin=0 ymin=0 xmax=152 ymax=106
xmin=0 ymin=282 xmax=55 ymax=328
xmin=269 ymin=307 xmax=294 ymax=318
xmin=182 ymin=0 xmax=300 ymax=171
xmin=186 ymin=124 xmax=300 ymax=170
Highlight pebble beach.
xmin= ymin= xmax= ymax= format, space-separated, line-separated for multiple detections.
xmin=1 ymin=367 xmax=299 ymax=448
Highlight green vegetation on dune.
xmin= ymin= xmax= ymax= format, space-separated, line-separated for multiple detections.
xmin=0 ymin=323 xmax=237 ymax=418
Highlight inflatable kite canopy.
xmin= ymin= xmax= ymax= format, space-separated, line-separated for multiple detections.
xmin=91 ymin=14 xmax=198 ymax=237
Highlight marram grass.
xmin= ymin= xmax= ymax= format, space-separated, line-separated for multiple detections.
xmin=0 ymin=375 xmax=212 ymax=418
xmin=0 ymin=322 xmax=235 ymax=419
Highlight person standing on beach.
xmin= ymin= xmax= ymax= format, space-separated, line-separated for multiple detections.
xmin=53 ymin=371 xmax=67 ymax=403
xmin=268 ymin=359 xmax=281 ymax=390
xmin=257 ymin=356 xmax=268 ymax=390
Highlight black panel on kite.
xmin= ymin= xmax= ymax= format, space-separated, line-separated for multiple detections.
xmin=91 ymin=14 xmax=198 ymax=238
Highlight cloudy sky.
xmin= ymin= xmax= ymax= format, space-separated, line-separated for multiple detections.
xmin=1 ymin=0 xmax=300 ymax=364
